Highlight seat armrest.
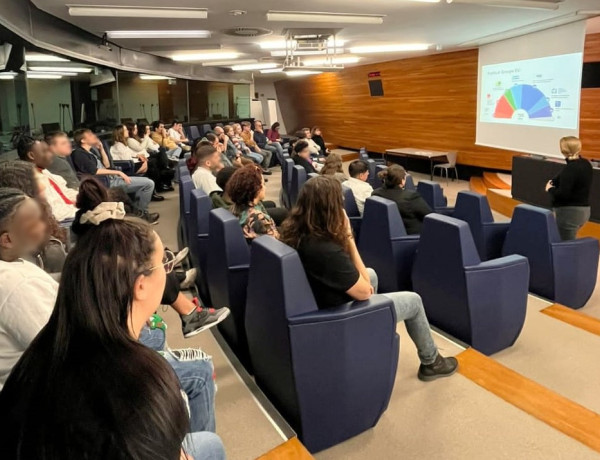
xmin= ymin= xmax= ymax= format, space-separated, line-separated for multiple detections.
xmin=114 ymin=160 xmax=134 ymax=175
xmin=390 ymin=235 xmax=420 ymax=243
xmin=289 ymin=294 xmax=395 ymax=325
xmin=229 ymin=264 xmax=250 ymax=273
xmin=465 ymin=254 xmax=528 ymax=272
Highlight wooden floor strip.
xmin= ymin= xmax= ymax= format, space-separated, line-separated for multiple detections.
xmin=256 ymin=437 xmax=314 ymax=460
xmin=457 ymin=348 xmax=600 ymax=453
xmin=541 ymin=304 xmax=600 ymax=337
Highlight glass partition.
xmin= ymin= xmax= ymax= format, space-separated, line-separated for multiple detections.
xmin=116 ymin=71 xmax=160 ymax=124
xmin=158 ymin=78 xmax=188 ymax=123
xmin=0 ymin=73 xmax=29 ymax=153
xmin=233 ymin=84 xmax=251 ymax=118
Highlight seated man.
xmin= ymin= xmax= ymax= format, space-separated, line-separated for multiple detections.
xmin=253 ymin=120 xmax=283 ymax=166
xmin=232 ymin=123 xmax=264 ymax=166
xmin=240 ymin=121 xmax=272 ymax=175
xmin=167 ymin=120 xmax=192 ymax=153
xmin=206 ymin=133 xmax=233 ymax=168
xmin=345 ymin=160 xmax=373 ymax=216
xmin=191 ymin=144 xmax=224 ymax=196
xmin=151 ymin=120 xmax=182 ymax=161
xmin=17 ymin=137 xmax=77 ymax=222
xmin=70 ymin=128 xmax=159 ymax=224
xmin=45 ymin=131 xmax=79 ymax=189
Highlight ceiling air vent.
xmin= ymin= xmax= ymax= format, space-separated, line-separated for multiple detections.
xmin=222 ymin=27 xmax=272 ymax=38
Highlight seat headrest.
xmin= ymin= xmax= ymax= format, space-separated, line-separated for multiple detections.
xmin=454 ymin=191 xmax=494 ymax=223
xmin=511 ymin=204 xmax=561 ymax=243
xmin=363 ymin=196 xmax=408 ymax=236
xmin=420 ymin=213 xmax=481 ymax=266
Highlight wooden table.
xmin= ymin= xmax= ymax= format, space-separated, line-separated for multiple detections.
xmin=385 ymin=147 xmax=453 ymax=180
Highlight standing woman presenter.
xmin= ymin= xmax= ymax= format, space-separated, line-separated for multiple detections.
xmin=545 ymin=136 xmax=593 ymax=240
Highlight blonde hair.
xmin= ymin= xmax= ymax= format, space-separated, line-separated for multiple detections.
xmin=559 ymin=136 xmax=582 ymax=158
xmin=320 ymin=153 xmax=343 ymax=175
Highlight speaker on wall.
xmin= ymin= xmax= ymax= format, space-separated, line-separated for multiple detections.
xmin=368 ymin=79 xmax=384 ymax=97
xmin=582 ymin=62 xmax=600 ymax=88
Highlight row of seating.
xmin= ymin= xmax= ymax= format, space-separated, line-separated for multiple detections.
xmin=178 ymin=162 xmax=398 ymax=453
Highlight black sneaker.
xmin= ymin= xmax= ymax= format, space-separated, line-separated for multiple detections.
xmin=417 ymin=354 xmax=458 ymax=382
xmin=261 ymin=169 xmax=273 ymax=175
xmin=144 ymin=212 xmax=160 ymax=225
xmin=181 ymin=301 xmax=231 ymax=338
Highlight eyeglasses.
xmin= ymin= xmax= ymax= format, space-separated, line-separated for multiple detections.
xmin=148 ymin=250 xmax=175 ymax=274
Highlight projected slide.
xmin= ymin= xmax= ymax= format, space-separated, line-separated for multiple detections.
xmin=479 ymin=53 xmax=582 ymax=129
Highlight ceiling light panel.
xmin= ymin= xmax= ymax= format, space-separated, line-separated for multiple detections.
xmin=267 ymin=11 xmax=385 ymax=24
xmin=259 ymin=38 xmax=345 ymax=50
xmin=202 ymin=59 xmax=258 ymax=67
xmin=28 ymin=66 xmax=92 ymax=73
xmin=260 ymin=68 xmax=285 ymax=74
xmin=286 ymin=70 xmax=322 ymax=77
xmin=25 ymin=53 xmax=69 ymax=62
xmin=106 ymin=30 xmax=211 ymax=39
xmin=68 ymin=5 xmax=208 ymax=19
xmin=27 ymin=73 xmax=63 ymax=79
xmin=231 ymin=63 xmax=279 ymax=71
xmin=139 ymin=74 xmax=173 ymax=80
xmin=172 ymin=52 xmax=240 ymax=62
xmin=349 ymin=43 xmax=431 ymax=53
xmin=270 ymin=49 xmax=344 ymax=57
xmin=303 ymin=56 xmax=361 ymax=66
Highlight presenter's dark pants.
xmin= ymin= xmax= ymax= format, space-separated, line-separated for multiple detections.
xmin=554 ymin=206 xmax=590 ymax=240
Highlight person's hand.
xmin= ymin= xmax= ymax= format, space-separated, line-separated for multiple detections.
xmin=138 ymin=154 xmax=147 ymax=162
xmin=120 ymin=172 xmax=132 ymax=184
xmin=545 ymin=180 xmax=554 ymax=192
xmin=138 ymin=162 xmax=148 ymax=174
xmin=234 ymin=157 xmax=242 ymax=167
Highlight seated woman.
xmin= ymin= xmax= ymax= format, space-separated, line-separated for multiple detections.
xmin=110 ymin=124 xmax=164 ymax=201
xmin=280 ymin=176 xmax=457 ymax=382
xmin=0 ymin=160 xmax=68 ymax=274
xmin=372 ymin=165 xmax=432 ymax=235
xmin=267 ymin=122 xmax=283 ymax=144
xmin=292 ymin=140 xmax=318 ymax=175
xmin=127 ymin=122 xmax=175 ymax=192
xmin=226 ymin=164 xmax=279 ymax=241
xmin=0 ymin=187 xmax=225 ymax=459
xmin=320 ymin=153 xmax=348 ymax=184
xmin=311 ymin=126 xmax=329 ymax=155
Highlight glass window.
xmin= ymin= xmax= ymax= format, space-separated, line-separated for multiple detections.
xmin=233 ymin=84 xmax=251 ymax=118
xmin=158 ymin=78 xmax=188 ymax=123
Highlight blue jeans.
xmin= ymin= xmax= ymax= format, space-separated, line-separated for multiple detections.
xmin=166 ymin=147 xmax=183 ymax=160
xmin=110 ymin=175 xmax=154 ymax=212
xmin=368 ymin=268 xmax=438 ymax=365
xmin=139 ymin=326 xmax=217 ymax=432
xmin=244 ymin=151 xmax=263 ymax=165
xmin=183 ymin=432 xmax=226 ymax=460
xmin=265 ymin=142 xmax=284 ymax=165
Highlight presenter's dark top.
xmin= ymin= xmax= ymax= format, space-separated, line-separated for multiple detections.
xmin=372 ymin=187 xmax=433 ymax=235
xmin=549 ymin=158 xmax=593 ymax=207
xmin=296 ymin=236 xmax=359 ymax=309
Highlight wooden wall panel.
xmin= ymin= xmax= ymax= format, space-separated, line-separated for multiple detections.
xmin=275 ymin=33 xmax=600 ymax=171
xmin=584 ymin=32 xmax=600 ymax=63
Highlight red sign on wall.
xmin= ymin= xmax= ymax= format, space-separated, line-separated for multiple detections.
xmin=368 ymin=71 xmax=381 ymax=78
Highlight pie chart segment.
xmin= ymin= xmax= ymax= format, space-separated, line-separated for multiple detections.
xmin=493 ymin=84 xmax=553 ymax=120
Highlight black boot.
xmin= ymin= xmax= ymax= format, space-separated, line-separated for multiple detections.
xmin=417 ymin=354 xmax=458 ymax=382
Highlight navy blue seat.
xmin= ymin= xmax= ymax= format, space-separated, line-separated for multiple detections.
xmin=189 ymin=125 xmax=201 ymax=141
xmin=207 ymin=208 xmax=251 ymax=367
xmin=201 ymin=123 xmax=212 ymax=136
xmin=502 ymin=204 xmax=599 ymax=309
xmin=177 ymin=175 xmax=194 ymax=248
xmin=101 ymin=139 xmax=135 ymax=176
xmin=281 ymin=158 xmax=294 ymax=209
xmin=342 ymin=186 xmax=362 ymax=238
xmin=358 ymin=197 xmax=420 ymax=292
xmin=366 ymin=159 xmax=382 ymax=189
xmin=453 ymin=191 xmax=510 ymax=261
xmin=404 ymin=174 xmax=416 ymax=191
xmin=189 ymin=189 xmax=212 ymax=305
xmin=412 ymin=214 xmax=529 ymax=355
xmin=290 ymin=165 xmax=307 ymax=207
xmin=245 ymin=236 xmax=399 ymax=453
xmin=359 ymin=147 xmax=385 ymax=166
xmin=416 ymin=180 xmax=453 ymax=215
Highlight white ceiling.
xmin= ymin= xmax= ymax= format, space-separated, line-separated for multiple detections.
xmin=31 ymin=0 xmax=600 ymax=74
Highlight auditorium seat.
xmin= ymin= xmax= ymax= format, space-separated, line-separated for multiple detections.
xmin=502 ymin=204 xmax=599 ymax=309
xmin=360 ymin=147 xmax=385 ymax=166
xmin=189 ymin=189 xmax=212 ymax=306
xmin=453 ymin=191 xmax=510 ymax=261
xmin=342 ymin=186 xmax=362 ymax=238
xmin=189 ymin=125 xmax=201 ymax=141
xmin=290 ymin=165 xmax=307 ymax=207
xmin=404 ymin=174 xmax=416 ymax=191
xmin=245 ymin=236 xmax=399 ymax=453
xmin=201 ymin=123 xmax=212 ymax=136
xmin=177 ymin=174 xmax=194 ymax=248
xmin=207 ymin=208 xmax=252 ymax=368
xmin=366 ymin=159 xmax=382 ymax=189
xmin=358 ymin=197 xmax=419 ymax=292
xmin=101 ymin=138 xmax=134 ymax=176
xmin=412 ymin=214 xmax=529 ymax=355
xmin=416 ymin=180 xmax=453 ymax=215
xmin=281 ymin=157 xmax=294 ymax=209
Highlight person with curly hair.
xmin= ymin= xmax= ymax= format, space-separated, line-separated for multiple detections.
xmin=226 ymin=164 xmax=279 ymax=241
xmin=280 ymin=176 xmax=458 ymax=382
xmin=0 ymin=161 xmax=68 ymax=274
xmin=320 ymin=153 xmax=348 ymax=184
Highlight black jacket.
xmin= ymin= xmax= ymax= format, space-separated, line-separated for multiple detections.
xmin=549 ymin=158 xmax=593 ymax=207
xmin=372 ymin=187 xmax=433 ymax=235
xmin=293 ymin=155 xmax=317 ymax=175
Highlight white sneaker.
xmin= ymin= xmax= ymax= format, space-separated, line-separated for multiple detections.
xmin=173 ymin=247 xmax=189 ymax=267
xmin=180 ymin=268 xmax=197 ymax=290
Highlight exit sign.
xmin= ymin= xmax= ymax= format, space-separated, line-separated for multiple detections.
xmin=368 ymin=71 xmax=381 ymax=78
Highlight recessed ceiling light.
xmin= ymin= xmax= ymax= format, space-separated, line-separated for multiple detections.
xmin=0 ymin=72 xmax=16 ymax=80
xmin=27 ymin=70 xmax=78 ymax=76
xmin=260 ymin=68 xmax=285 ymax=74
xmin=286 ymin=70 xmax=322 ymax=77
xmin=106 ymin=30 xmax=211 ymax=39
xmin=447 ymin=0 xmax=560 ymax=10
xmin=25 ymin=53 xmax=70 ymax=62
xmin=202 ymin=59 xmax=258 ymax=67
xmin=28 ymin=66 xmax=93 ymax=73
xmin=172 ymin=52 xmax=240 ymax=62
xmin=270 ymin=49 xmax=344 ymax=57
xmin=68 ymin=6 xmax=208 ymax=19
xmin=349 ymin=43 xmax=431 ymax=53
xmin=303 ymin=56 xmax=361 ymax=66
xmin=231 ymin=62 xmax=279 ymax=71
xmin=267 ymin=11 xmax=385 ymax=24
xmin=139 ymin=74 xmax=173 ymax=80
xmin=229 ymin=10 xmax=247 ymax=16
xmin=27 ymin=73 xmax=63 ymax=79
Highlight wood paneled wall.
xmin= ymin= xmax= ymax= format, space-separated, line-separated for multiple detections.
xmin=275 ymin=33 xmax=600 ymax=171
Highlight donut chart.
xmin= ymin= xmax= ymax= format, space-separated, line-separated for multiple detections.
xmin=493 ymin=84 xmax=553 ymax=120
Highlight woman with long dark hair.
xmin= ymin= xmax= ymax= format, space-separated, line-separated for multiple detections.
xmin=0 ymin=160 xmax=67 ymax=273
xmin=0 ymin=182 xmax=226 ymax=459
xmin=280 ymin=176 xmax=458 ymax=382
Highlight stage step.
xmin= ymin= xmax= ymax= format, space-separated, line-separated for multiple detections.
xmin=483 ymin=172 xmax=511 ymax=190
xmin=469 ymin=177 xmax=488 ymax=195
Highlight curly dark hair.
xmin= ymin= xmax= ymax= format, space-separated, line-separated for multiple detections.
xmin=226 ymin=164 xmax=264 ymax=215
xmin=0 ymin=160 xmax=66 ymax=243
